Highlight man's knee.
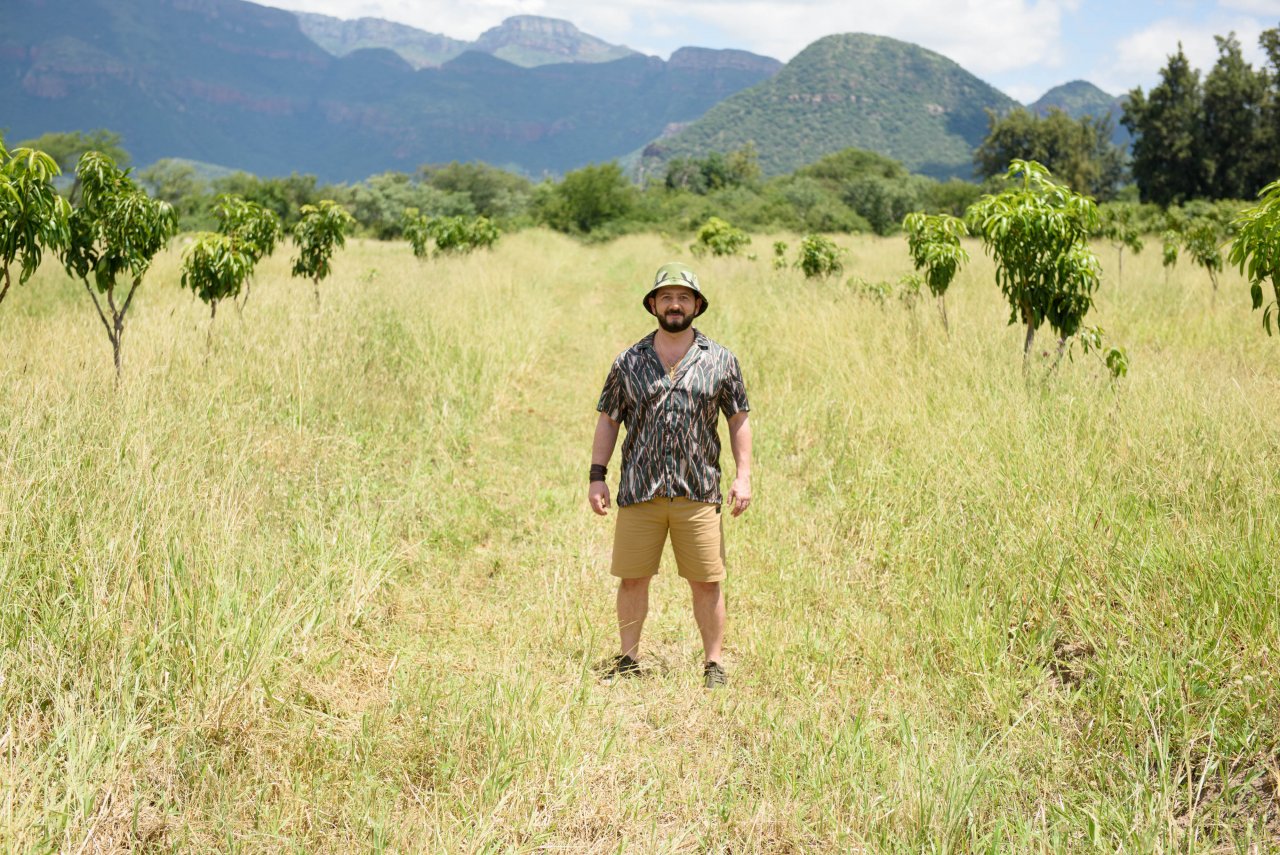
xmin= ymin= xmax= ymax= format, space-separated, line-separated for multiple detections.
xmin=619 ymin=576 xmax=651 ymax=592
xmin=688 ymin=579 xmax=721 ymax=596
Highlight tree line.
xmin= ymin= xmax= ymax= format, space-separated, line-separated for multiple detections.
xmin=977 ymin=26 xmax=1280 ymax=206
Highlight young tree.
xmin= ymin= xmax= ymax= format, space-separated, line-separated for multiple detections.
xmin=1228 ymin=179 xmax=1280 ymax=334
xmin=290 ymin=200 xmax=354 ymax=306
xmin=0 ymin=139 xmax=71 ymax=306
xmin=180 ymin=234 xmax=252 ymax=327
xmin=1181 ymin=218 xmax=1225 ymax=294
xmin=1098 ymin=203 xmax=1145 ymax=286
xmin=179 ymin=194 xmax=282 ymax=321
xmin=402 ymin=210 xmax=499 ymax=258
xmin=965 ymin=160 xmax=1101 ymax=364
xmin=216 ymin=195 xmax=283 ymax=266
xmin=216 ymin=194 xmax=282 ymax=308
xmin=17 ymin=129 xmax=130 ymax=203
xmin=1161 ymin=229 xmax=1181 ymax=284
xmin=902 ymin=211 xmax=969 ymax=334
xmin=60 ymin=151 xmax=177 ymax=379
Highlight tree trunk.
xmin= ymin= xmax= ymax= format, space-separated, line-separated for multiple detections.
xmin=1022 ymin=319 xmax=1036 ymax=371
xmin=937 ymin=295 xmax=950 ymax=336
xmin=313 ymin=278 xmax=321 ymax=309
xmin=1117 ymin=248 xmax=1124 ymax=288
xmin=111 ymin=330 xmax=123 ymax=382
xmin=0 ymin=267 xmax=11 ymax=306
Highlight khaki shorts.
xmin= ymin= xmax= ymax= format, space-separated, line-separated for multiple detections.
xmin=611 ymin=497 xmax=726 ymax=583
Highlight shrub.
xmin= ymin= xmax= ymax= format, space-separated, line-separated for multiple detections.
xmin=797 ymin=234 xmax=844 ymax=278
xmin=691 ymin=217 xmax=750 ymax=257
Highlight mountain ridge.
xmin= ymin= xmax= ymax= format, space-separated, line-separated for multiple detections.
xmin=642 ymin=33 xmax=1020 ymax=180
xmin=2 ymin=1 xmax=1128 ymax=181
xmin=296 ymin=12 xmax=641 ymax=69
xmin=0 ymin=0 xmax=781 ymax=180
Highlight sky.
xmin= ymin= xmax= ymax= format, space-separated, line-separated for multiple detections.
xmin=257 ymin=0 xmax=1280 ymax=103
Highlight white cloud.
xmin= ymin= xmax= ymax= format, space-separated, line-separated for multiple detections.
xmin=1092 ymin=14 xmax=1270 ymax=94
xmin=1216 ymin=0 xmax=1280 ymax=13
xmin=263 ymin=0 xmax=1082 ymax=76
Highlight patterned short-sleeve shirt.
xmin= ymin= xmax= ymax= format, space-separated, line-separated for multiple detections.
xmin=597 ymin=329 xmax=750 ymax=507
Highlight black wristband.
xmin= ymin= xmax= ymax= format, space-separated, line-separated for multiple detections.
xmin=589 ymin=464 xmax=607 ymax=483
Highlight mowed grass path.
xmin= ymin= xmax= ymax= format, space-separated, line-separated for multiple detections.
xmin=1 ymin=230 xmax=1278 ymax=852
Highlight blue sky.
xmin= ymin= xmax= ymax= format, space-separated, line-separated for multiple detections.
xmin=262 ymin=0 xmax=1280 ymax=102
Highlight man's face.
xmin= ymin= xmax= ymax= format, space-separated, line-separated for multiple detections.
xmin=651 ymin=286 xmax=699 ymax=333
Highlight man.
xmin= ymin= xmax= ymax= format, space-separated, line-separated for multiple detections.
xmin=588 ymin=261 xmax=752 ymax=689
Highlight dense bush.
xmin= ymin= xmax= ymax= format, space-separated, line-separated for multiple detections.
xmin=691 ymin=217 xmax=751 ymax=257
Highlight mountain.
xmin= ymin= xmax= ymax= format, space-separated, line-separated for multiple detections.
xmin=296 ymin=13 xmax=469 ymax=69
xmin=1029 ymin=80 xmax=1131 ymax=147
xmin=641 ymin=33 xmax=1020 ymax=180
xmin=0 ymin=0 xmax=781 ymax=180
xmin=471 ymin=16 xmax=637 ymax=67
xmin=295 ymin=13 xmax=637 ymax=70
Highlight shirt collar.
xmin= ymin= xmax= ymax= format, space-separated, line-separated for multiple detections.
xmin=641 ymin=328 xmax=709 ymax=350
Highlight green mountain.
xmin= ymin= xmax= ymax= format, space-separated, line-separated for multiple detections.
xmin=1 ymin=0 xmax=780 ymax=181
xmin=642 ymin=33 xmax=1020 ymax=179
xmin=1029 ymin=80 xmax=1130 ymax=147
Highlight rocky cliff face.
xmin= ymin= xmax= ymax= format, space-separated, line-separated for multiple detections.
xmin=471 ymin=15 xmax=638 ymax=66
xmin=1 ymin=0 xmax=780 ymax=180
xmin=296 ymin=13 xmax=468 ymax=69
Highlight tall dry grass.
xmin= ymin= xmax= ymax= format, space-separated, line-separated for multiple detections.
xmin=1 ymin=229 xmax=1277 ymax=852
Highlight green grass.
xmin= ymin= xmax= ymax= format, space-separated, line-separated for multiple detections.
xmin=1 ymin=230 xmax=1278 ymax=852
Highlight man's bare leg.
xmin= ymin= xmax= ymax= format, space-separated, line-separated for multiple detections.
xmin=688 ymin=580 xmax=724 ymax=663
xmin=617 ymin=577 xmax=651 ymax=659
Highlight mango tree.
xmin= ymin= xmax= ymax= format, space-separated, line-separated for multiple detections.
xmin=965 ymin=160 xmax=1101 ymax=364
xmin=1161 ymin=229 xmax=1180 ymax=284
xmin=180 ymin=234 xmax=252 ymax=335
xmin=1098 ymin=203 xmax=1144 ymax=287
xmin=61 ymin=151 xmax=177 ymax=380
xmin=291 ymin=200 xmax=353 ymax=306
xmin=1182 ymin=218 xmax=1225 ymax=295
xmin=403 ymin=210 xmax=499 ymax=258
xmin=213 ymin=194 xmax=281 ymax=309
xmin=0 ymin=138 xmax=71 ymax=306
xmin=902 ymin=211 xmax=969 ymax=334
xmin=1229 ymin=179 xmax=1280 ymax=335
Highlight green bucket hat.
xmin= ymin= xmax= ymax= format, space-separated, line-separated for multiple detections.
xmin=644 ymin=262 xmax=708 ymax=317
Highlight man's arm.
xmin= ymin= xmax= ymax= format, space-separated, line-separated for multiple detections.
xmin=726 ymin=411 xmax=752 ymax=517
xmin=589 ymin=412 xmax=620 ymax=515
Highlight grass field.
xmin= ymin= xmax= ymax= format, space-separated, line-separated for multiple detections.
xmin=1 ymin=229 xmax=1278 ymax=852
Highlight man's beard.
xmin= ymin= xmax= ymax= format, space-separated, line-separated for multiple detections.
xmin=658 ymin=310 xmax=693 ymax=333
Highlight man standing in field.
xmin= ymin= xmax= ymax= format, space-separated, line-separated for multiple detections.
xmin=589 ymin=262 xmax=752 ymax=689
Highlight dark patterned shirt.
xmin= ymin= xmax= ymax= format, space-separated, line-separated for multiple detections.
xmin=597 ymin=329 xmax=750 ymax=507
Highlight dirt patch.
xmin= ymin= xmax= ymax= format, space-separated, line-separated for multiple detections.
xmin=1048 ymin=638 xmax=1095 ymax=688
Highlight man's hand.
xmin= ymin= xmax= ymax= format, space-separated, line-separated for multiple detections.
xmin=727 ymin=476 xmax=751 ymax=517
xmin=589 ymin=481 xmax=611 ymax=515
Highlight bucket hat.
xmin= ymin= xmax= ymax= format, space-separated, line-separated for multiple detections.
xmin=644 ymin=262 xmax=708 ymax=317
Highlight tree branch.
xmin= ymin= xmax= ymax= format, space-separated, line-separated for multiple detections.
xmin=81 ymin=278 xmax=113 ymax=338
xmin=119 ymin=275 xmax=142 ymax=321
